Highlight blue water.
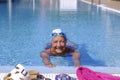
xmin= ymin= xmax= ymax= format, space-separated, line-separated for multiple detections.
xmin=0 ymin=0 xmax=120 ymax=67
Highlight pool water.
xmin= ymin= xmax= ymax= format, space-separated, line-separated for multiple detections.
xmin=0 ymin=0 xmax=120 ymax=67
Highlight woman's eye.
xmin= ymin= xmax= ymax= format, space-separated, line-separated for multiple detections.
xmin=54 ymin=41 xmax=58 ymax=43
xmin=61 ymin=41 xmax=65 ymax=43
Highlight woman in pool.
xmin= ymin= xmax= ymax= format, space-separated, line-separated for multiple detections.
xmin=40 ymin=29 xmax=80 ymax=67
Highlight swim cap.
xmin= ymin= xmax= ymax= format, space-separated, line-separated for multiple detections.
xmin=52 ymin=29 xmax=63 ymax=34
xmin=51 ymin=29 xmax=67 ymax=40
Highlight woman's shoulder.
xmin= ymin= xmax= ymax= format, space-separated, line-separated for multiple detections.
xmin=65 ymin=47 xmax=75 ymax=53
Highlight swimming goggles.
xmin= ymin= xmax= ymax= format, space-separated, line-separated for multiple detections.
xmin=52 ymin=32 xmax=65 ymax=37
xmin=37 ymin=74 xmax=51 ymax=80
xmin=55 ymin=73 xmax=76 ymax=80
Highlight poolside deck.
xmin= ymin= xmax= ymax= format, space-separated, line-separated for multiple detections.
xmin=1 ymin=66 xmax=120 ymax=79
xmin=1 ymin=73 xmax=120 ymax=80
xmin=85 ymin=0 xmax=120 ymax=10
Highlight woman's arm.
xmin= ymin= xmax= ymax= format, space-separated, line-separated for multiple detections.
xmin=72 ymin=50 xmax=80 ymax=67
xmin=40 ymin=51 xmax=55 ymax=67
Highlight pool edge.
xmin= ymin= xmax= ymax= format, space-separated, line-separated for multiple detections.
xmin=1 ymin=66 xmax=120 ymax=74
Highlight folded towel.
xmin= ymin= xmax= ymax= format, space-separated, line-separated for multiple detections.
xmin=76 ymin=66 xmax=120 ymax=80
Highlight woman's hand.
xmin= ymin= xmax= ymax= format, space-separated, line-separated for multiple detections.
xmin=46 ymin=63 xmax=56 ymax=68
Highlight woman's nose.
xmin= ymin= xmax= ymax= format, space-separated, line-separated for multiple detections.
xmin=57 ymin=42 xmax=61 ymax=47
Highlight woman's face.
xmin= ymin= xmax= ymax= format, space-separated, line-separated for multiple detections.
xmin=52 ymin=36 xmax=66 ymax=54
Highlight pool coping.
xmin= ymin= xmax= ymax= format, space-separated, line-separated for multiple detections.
xmin=1 ymin=66 xmax=120 ymax=74
xmin=0 ymin=66 xmax=77 ymax=73
xmin=1 ymin=66 xmax=120 ymax=80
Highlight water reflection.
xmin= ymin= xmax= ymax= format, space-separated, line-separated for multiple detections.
xmin=7 ymin=0 xmax=78 ymax=13
xmin=8 ymin=0 xmax=12 ymax=27
xmin=0 ymin=0 xmax=14 ymax=3
xmin=32 ymin=0 xmax=35 ymax=14
xmin=25 ymin=0 xmax=76 ymax=11
xmin=50 ymin=0 xmax=59 ymax=10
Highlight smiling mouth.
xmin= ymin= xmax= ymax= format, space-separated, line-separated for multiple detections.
xmin=55 ymin=48 xmax=62 ymax=52
xmin=55 ymin=47 xmax=64 ymax=53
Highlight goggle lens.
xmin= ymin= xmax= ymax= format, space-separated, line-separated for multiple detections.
xmin=52 ymin=32 xmax=65 ymax=37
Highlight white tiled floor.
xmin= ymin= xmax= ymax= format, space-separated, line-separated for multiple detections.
xmin=1 ymin=66 xmax=120 ymax=80
xmin=1 ymin=73 xmax=120 ymax=80
xmin=0 ymin=73 xmax=78 ymax=80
